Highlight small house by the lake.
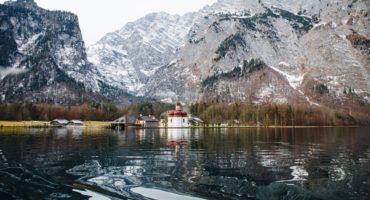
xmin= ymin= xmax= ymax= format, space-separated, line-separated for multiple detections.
xmin=189 ymin=117 xmax=204 ymax=126
xmin=51 ymin=119 xmax=69 ymax=126
xmin=136 ymin=115 xmax=159 ymax=128
xmin=112 ymin=116 xmax=126 ymax=128
xmin=68 ymin=120 xmax=84 ymax=126
xmin=126 ymin=115 xmax=138 ymax=126
xmin=113 ymin=116 xmax=126 ymax=124
xmin=111 ymin=115 xmax=139 ymax=129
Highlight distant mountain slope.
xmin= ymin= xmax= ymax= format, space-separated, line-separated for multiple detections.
xmin=142 ymin=0 xmax=370 ymax=109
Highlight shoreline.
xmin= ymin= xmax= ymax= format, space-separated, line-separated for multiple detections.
xmin=0 ymin=121 xmax=111 ymax=128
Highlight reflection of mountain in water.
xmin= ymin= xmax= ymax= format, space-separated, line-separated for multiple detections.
xmin=65 ymin=128 xmax=370 ymax=199
xmin=0 ymin=128 xmax=369 ymax=199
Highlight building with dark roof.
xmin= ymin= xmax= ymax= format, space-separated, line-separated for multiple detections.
xmin=51 ymin=119 xmax=69 ymax=126
xmin=68 ymin=120 xmax=84 ymax=126
xmin=137 ymin=115 xmax=159 ymax=128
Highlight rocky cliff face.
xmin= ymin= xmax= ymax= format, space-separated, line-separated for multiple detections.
xmin=0 ymin=0 xmax=101 ymax=104
xmin=142 ymin=0 xmax=370 ymax=108
xmin=2 ymin=0 xmax=369 ymax=107
xmin=87 ymin=12 xmax=201 ymax=95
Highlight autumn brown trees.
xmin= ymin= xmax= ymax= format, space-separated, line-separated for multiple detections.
xmin=189 ymin=103 xmax=360 ymax=126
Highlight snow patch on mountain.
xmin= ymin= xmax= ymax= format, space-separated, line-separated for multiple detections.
xmin=17 ymin=33 xmax=41 ymax=53
xmin=87 ymin=12 xmax=201 ymax=95
xmin=269 ymin=65 xmax=304 ymax=90
xmin=0 ymin=67 xmax=27 ymax=80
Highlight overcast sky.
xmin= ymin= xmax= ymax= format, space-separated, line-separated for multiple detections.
xmin=0 ymin=0 xmax=217 ymax=45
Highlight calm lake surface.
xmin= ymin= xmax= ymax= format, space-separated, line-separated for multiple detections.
xmin=0 ymin=127 xmax=369 ymax=200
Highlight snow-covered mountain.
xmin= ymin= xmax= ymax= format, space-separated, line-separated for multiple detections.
xmin=1 ymin=0 xmax=369 ymax=108
xmin=88 ymin=0 xmax=369 ymax=109
xmin=87 ymin=12 xmax=200 ymax=95
xmin=87 ymin=0 xmax=261 ymax=97
xmin=142 ymin=0 xmax=370 ymax=108
xmin=0 ymin=0 xmax=103 ymax=103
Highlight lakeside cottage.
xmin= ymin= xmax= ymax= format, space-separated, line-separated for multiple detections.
xmin=113 ymin=116 xmax=126 ymax=124
xmin=189 ymin=117 xmax=204 ymax=126
xmin=51 ymin=119 xmax=69 ymax=126
xmin=68 ymin=120 xmax=84 ymax=126
xmin=111 ymin=116 xmax=126 ymax=129
xmin=126 ymin=115 xmax=139 ymax=125
xmin=51 ymin=119 xmax=84 ymax=126
xmin=111 ymin=115 xmax=139 ymax=129
xmin=136 ymin=115 xmax=159 ymax=128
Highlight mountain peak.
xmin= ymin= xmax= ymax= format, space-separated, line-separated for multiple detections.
xmin=6 ymin=0 xmax=35 ymax=3
xmin=4 ymin=0 xmax=37 ymax=8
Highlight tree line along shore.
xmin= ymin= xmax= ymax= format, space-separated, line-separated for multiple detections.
xmin=0 ymin=102 xmax=369 ymax=127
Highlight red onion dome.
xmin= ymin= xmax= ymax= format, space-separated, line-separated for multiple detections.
xmin=168 ymin=110 xmax=176 ymax=116
xmin=173 ymin=110 xmax=187 ymax=117
xmin=181 ymin=110 xmax=188 ymax=116
xmin=176 ymin=101 xmax=182 ymax=106
xmin=174 ymin=110 xmax=182 ymax=115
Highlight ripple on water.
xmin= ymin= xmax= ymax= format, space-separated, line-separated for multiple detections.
xmin=131 ymin=187 xmax=206 ymax=200
xmin=0 ymin=127 xmax=369 ymax=199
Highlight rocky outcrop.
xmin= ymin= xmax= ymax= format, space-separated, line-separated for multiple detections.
xmin=0 ymin=0 xmax=102 ymax=104
xmin=87 ymin=12 xmax=201 ymax=95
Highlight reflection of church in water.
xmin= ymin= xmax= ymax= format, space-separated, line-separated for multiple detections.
xmin=162 ymin=128 xmax=189 ymax=160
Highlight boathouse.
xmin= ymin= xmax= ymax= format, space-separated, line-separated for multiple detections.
xmin=189 ymin=117 xmax=204 ymax=126
xmin=68 ymin=120 xmax=84 ymax=126
xmin=136 ymin=115 xmax=159 ymax=128
xmin=51 ymin=119 xmax=69 ymax=126
xmin=111 ymin=115 xmax=138 ymax=129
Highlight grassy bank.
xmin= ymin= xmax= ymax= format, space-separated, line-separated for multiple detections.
xmin=0 ymin=121 xmax=49 ymax=127
xmin=0 ymin=121 xmax=111 ymax=128
xmin=83 ymin=121 xmax=112 ymax=127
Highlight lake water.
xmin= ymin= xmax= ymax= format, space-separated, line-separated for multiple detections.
xmin=0 ymin=127 xmax=369 ymax=199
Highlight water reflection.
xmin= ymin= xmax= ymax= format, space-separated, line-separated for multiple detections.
xmin=0 ymin=127 xmax=369 ymax=199
xmin=53 ymin=127 xmax=84 ymax=140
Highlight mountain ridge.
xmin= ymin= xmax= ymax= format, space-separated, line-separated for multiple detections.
xmin=1 ymin=0 xmax=369 ymax=110
xmin=139 ymin=0 xmax=369 ymax=109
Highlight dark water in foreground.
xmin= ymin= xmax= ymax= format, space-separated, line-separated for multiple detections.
xmin=0 ymin=127 xmax=369 ymax=200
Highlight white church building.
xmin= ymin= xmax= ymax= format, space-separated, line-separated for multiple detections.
xmin=167 ymin=102 xmax=189 ymax=128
